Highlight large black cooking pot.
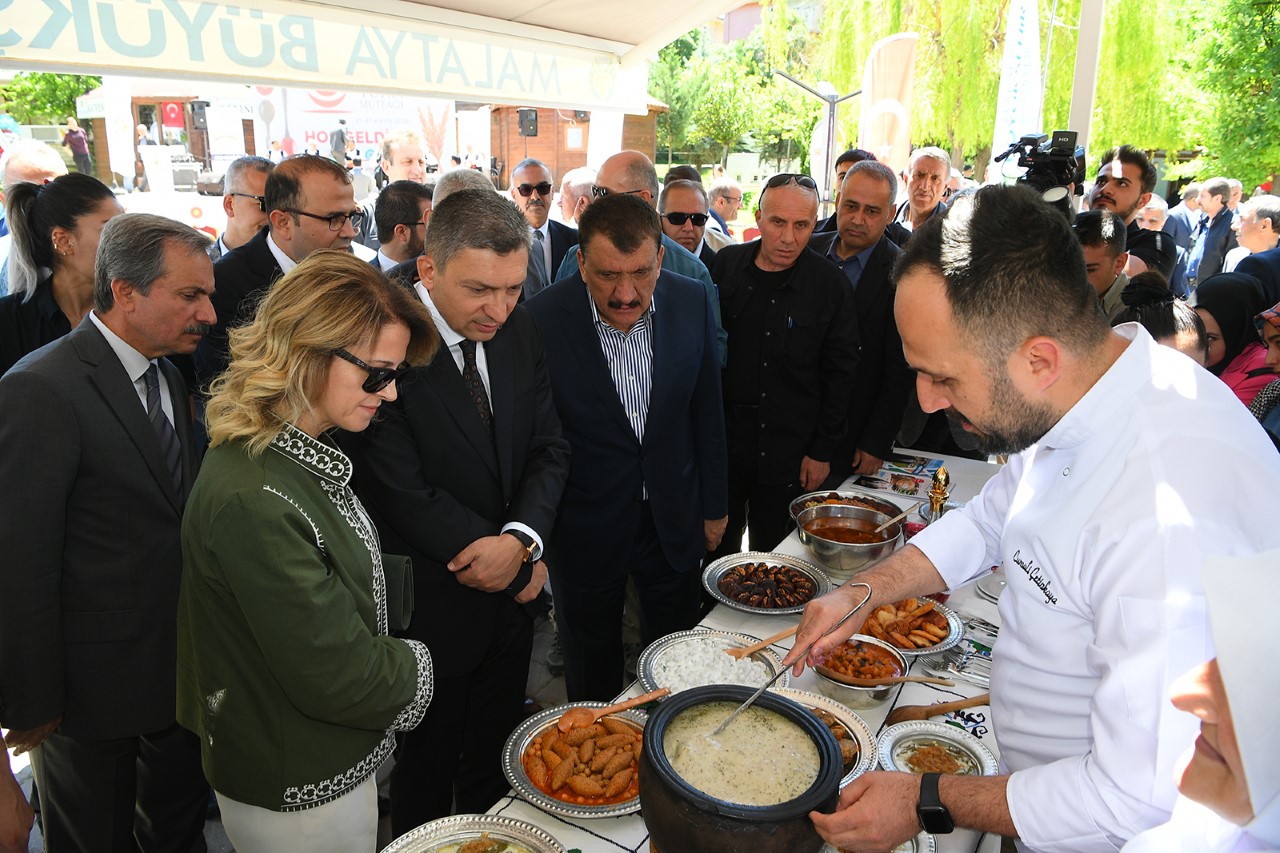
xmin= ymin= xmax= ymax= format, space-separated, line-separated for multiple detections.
xmin=638 ymin=685 xmax=841 ymax=853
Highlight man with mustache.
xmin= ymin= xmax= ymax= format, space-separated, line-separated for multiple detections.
xmin=508 ymin=158 xmax=576 ymax=299
xmin=526 ymin=194 xmax=727 ymax=701
xmin=787 ymin=185 xmax=1280 ymax=853
xmin=1088 ymin=145 xmax=1178 ymax=279
xmin=0 ymin=214 xmax=215 ymax=850
xmin=893 ymin=147 xmax=951 ymax=234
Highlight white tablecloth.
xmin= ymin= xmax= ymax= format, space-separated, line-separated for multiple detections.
xmin=487 ymin=451 xmax=1004 ymax=853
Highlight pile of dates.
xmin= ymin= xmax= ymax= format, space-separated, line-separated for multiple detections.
xmin=717 ymin=562 xmax=817 ymax=608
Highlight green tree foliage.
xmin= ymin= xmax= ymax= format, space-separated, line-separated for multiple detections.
xmin=653 ymin=33 xmax=709 ymax=164
xmin=753 ymin=0 xmax=821 ymax=172
xmin=1 ymin=73 xmax=101 ymax=124
xmin=1196 ymin=0 xmax=1280 ymax=187
xmin=691 ymin=64 xmax=753 ymax=167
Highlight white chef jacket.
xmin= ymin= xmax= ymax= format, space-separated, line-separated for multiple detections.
xmin=909 ymin=324 xmax=1280 ymax=852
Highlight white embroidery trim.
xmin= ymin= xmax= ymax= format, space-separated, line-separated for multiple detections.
xmin=262 ymin=486 xmax=325 ymax=553
xmin=281 ymin=732 xmax=395 ymax=811
xmin=390 ymin=639 xmax=433 ymax=732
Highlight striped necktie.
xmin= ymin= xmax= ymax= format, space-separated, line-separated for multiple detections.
xmin=144 ymin=363 xmax=184 ymax=493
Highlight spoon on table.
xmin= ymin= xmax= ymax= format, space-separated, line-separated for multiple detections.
xmin=556 ymin=688 xmax=671 ymax=732
xmin=814 ymin=664 xmax=955 ymax=688
xmin=885 ymin=693 xmax=991 ymax=726
xmin=725 ymin=625 xmax=799 ymax=660
xmin=874 ymin=504 xmax=917 ymax=534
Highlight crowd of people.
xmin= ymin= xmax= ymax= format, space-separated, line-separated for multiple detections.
xmin=0 ymin=128 xmax=1277 ymax=853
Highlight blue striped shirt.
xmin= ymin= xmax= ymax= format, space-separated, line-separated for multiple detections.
xmin=589 ymin=292 xmax=655 ymax=444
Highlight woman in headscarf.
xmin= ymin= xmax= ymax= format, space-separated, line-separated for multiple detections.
xmin=1123 ymin=550 xmax=1280 ymax=851
xmin=1192 ymin=272 xmax=1278 ymax=406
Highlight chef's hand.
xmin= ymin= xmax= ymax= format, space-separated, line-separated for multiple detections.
xmin=799 ymin=456 xmax=830 ymax=491
xmin=781 ymin=584 xmax=869 ymax=676
xmin=704 ymin=516 xmax=729 ymax=551
xmin=449 ymin=535 xmax=524 ymax=592
xmin=4 ymin=718 xmax=60 ymax=756
xmin=513 ymin=560 xmax=548 ymax=605
xmin=851 ymin=449 xmax=884 ymax=476
xmin=810 ymin=771 xmax=921 ymax=852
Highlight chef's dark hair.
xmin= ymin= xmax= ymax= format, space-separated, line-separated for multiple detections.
xmin=894 ymin=183 xmax=1110 ymax=368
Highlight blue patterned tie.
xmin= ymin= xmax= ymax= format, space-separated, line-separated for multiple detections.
xmin=144 ymin=363 xmax=183 ymax=493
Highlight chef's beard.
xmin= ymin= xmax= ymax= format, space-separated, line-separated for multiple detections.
xmin=946 ymin=369 xmax=1059 ymax=457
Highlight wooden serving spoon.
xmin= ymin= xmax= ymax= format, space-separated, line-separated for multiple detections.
xmin=556 ymin=688 xmax=671 ymax=732
xmin=873 ymin=504 xmax=916 ymax=534
xmin=885 ymin=693 xmax=991 ymax=726
xmin=725 ymin=625 xmax=799 ymax=660
xmin=814 ymin=664 xmax=954 ymax=688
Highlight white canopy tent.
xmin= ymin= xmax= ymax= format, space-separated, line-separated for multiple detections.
xmin=0 ymin=0 xmax=744 ymax=114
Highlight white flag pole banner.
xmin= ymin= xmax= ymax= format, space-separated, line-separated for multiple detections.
xmin=857 ymin=33 xmax=919 ymax=178
xmin=988 ymin=0 xmax=1043 ymax=183
xmin=0 ymin=0 xmax=651 ymax=114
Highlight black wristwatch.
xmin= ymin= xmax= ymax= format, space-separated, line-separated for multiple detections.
xmin=504 ymin=529 xmax=538 ymax=563
xmin=917 ymin=772 xmax=954 ymax=834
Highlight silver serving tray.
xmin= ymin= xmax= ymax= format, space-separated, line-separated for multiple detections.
xmin=383 ymin=813 xmax=566 ymax=853
xmin=855 ymin=598 xmax=965 ymax=659
xmin=501 ymin=704 xmax=646 ymax=819
xmin=769 ymin=687 xmax=877 ymax=788
xmin=702 ymin=551 xmax=831 ymax=615
xmin=823 ymin=831 xmax=936 ymax=853
xmin=636 ymin=628 xmax=790 ymax=696
xmin=877 ymin=720 xmax=999 ymax=777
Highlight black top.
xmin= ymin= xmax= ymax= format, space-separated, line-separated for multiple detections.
xmin=723 ymin=264 xmax=792 ymax=407
xmin=1126 ymin=219 xmax=1177 ymax=279
xmin=0 ymin=277 xmax=71 ymax=377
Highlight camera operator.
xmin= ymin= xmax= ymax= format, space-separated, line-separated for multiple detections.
xmin=1088 ymin=145 xmax=1177 ymax=279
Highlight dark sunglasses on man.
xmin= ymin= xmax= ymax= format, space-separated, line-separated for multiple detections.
xmin=333 ymin=349 xmax=410 ymax=393
xmin=761 ymin=173 xmax=819 ymax=196
xmin=516 ymin=182 xmax=553 ymax=197
xmin=662 ymin=212 xmax=709 ymax=227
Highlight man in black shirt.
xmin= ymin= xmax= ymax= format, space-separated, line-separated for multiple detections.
xmin=1087 ymin=145 xmax=1176 ymax=278
xmin=709 ymin=174 xmax=859 ymax=556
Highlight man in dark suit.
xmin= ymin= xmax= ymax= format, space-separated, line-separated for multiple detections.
xmin=808 ymin=160 xmax=911 ymax=484
xmin=206 ymin=156 xmax=273 ymax=262
xmin=0 ymin=213 xmax=215 ymax=851
xmin=1186 ymin=177 xmax=1239 ymax=288
xmin=527 ymin=194 xmax=727 ymax=701
xmin=1237 ymin=244 xmax=1280 ymax=304
xmin=709 ymin=174 xmax=860 ymax=557
xmin=372 ymin=179 xmax=432 ymax=272
xmin=658 ymin=179 xmax=718 ymax=270
xmin=508 ymin=158 xmax=576 ymax=299
xmin=194 ymin=154 xmax=361 ymax=390
xmin=344 ymin=189 xmax=570 ymax=834
xmin=1163 ymin=183 xmax=1201 ymax=250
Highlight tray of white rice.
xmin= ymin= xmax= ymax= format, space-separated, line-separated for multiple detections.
xmin=636 ymin=628 xmax=790 ymax=697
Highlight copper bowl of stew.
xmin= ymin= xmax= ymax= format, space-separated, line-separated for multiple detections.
xmin=796 ymin=504 xmax=902 ymax=578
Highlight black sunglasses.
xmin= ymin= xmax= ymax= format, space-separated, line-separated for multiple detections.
xmin=662 ymin=212 xmax=709 ymax=227
xmin=333 ymin=349 xmax=409 ymax=393
xmin=284 ymin=208 xmax=365 ymax=232
xmin=230 ymin=192 xmax=266 ymax=212
xmin=516 ymin=182 xmax=553 ymax=197
xmin=591 ymin=186 xmax=647 ymax=199
xmin=763 ymin=173 xmax=819 ymax=192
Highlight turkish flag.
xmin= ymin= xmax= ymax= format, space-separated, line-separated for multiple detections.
xmin=162 ymin=101 xmax=185 ymax=129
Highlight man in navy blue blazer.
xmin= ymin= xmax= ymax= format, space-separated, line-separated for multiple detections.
xmin=527 ymin=195 xmax=728 ymax=701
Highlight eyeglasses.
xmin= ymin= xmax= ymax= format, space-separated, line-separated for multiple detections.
xmin=662 ymin=212 xmax=709 ymax=227
xmin=591 ymin=186 xmax=648 ymax=199
xmin=516 ymin=182 xmax=553 ymax=197
xmin=283 ymin=208 xmax=365 ymax=232
xmin=763 ymin=173 xmax=819 ymax=192
xmin=333 ymin=349 xmax=409 ymax=393
xmin=229 ymin=192 xmax=266 ymax=212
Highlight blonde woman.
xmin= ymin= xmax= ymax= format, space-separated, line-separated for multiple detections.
xmin=176 ymin=250 xmax=438 ymax=851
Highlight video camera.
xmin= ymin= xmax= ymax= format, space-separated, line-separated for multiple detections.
xmin=994 ymin=130 xmax=1086 ymax=219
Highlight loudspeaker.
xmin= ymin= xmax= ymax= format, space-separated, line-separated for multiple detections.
xmin=575 ymin=110 xmax=590 ymax=122
xmin=517 ymin=108 xmax=538 ymax=137
xmin=191 ymin=100 xmax=210 ymax=130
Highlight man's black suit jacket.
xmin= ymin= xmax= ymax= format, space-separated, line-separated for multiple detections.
xmin=1194 ymin=211 xmax=1239 ymax=285
xmin=807 ymin=232 xmax=910 ymax=464
xmin=526 ymin=271 xmax=727 ymax=574
xmin=194 ymin=227 xmax=283 ymax=392
xmin=0 ymin=319 xmax=199 ymax=738
xmin=698 ymin=242 xmax=717 ymax=271
xmin=344 ymin=305 xmax=570 ymax=678
xmin=1235 ymin=245 xmax=1280 ymax=305
xmin=546 ymin=219 xmax=578 ymax=276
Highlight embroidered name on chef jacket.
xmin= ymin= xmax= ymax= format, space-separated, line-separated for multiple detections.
xmin=1011 ymin=549 xmax=1058 ymax=605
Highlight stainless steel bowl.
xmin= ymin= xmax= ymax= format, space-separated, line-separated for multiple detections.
xmin=788 ymin=489 xmax=912 ymax=524
xmin=796 ymin=504 xmax=902 ymax=577
xmin=812 ymin=634 xmax=908 ymax=710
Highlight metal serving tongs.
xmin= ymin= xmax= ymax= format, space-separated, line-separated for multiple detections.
xmin=711 ymin=582 xmax=872 ymax=736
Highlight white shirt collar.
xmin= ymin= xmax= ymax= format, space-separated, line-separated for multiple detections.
xmin=413 ymin=281 xmax=466 ymax=349
xmin=265 ymin=233 xmax=299 ymax=274
xmin=1037 ymin=323 xmax=1149 ymax=451
xmin=88 ymin=310 xmax=154 ymax=385
xmin=375 ymin=249 xmax=399 ymax=272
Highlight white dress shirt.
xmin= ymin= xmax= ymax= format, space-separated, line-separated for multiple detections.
xmin=413 ymin=281 xmax=544 ymax=559
xmin=909 ymin=324 xmax=1280 ymax=852
xmin=375 ymin=250 xmax=399 ymax=272
xmin=266 ymin=233 xmax=299 ymax=275
xmin=88 ymin=311 xmax=177 ymax=426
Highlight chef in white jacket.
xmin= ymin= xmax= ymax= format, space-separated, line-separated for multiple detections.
xmin=787 ymin=185 xmax=1280 ymax=853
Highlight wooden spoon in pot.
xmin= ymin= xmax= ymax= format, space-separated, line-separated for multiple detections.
xmin=814 ymin=664 xmax=955 ymax=688
xmin=885 ymin=693 xmax=991 ymax=726
xmin=557 ymin=688 xmax=671 ymax=732
xmin=725 ymin=625 xmax=799 ymax=660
